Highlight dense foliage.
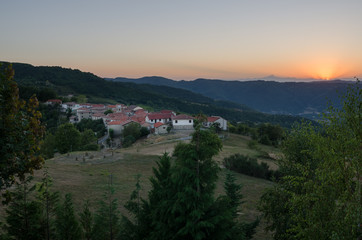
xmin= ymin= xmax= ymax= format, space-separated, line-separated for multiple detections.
xmin=224 ymin=154 xmax=281 ymax=181
xmin=229 ymin=122 xmax=285 ymax=147
xmin=0 ymin=64 xmax=44 ymax=195
xmin=259 ymin=80 xmax=361 ymax=239
xmin=75 ymin=118 xmax=106 ymax=138
xmin=122 ymin=123 xmax=150 ymax=147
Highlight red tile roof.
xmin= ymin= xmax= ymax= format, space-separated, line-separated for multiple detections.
xmin=172 ymin=114 xmax=194 ymax=120
xmin=147 ymin=112 xmax=172 ymax=120
xmin=46 ymin=99 xmax=62 ymax=103
xmin=154 ymin=122 xmax=165 ymax=128
xmin=207 ymin=116 xmax=220 ymax=122
xmin=108 ymin=120 xmax=133 ymax=126
xmin=108 ymin=120 xmax=123 ymax=125
xmin=160 ymin=110 xmax=175 ymax=114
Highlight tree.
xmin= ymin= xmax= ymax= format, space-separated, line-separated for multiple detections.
xmin=40 ymin=133 xmax=57 ymax=159
xmin=140 ymin=126 xmax=150 ymax=137
xmin=121 ymin=127 xmax=259 ymax=239
xmin=0 ymin=64 xmax=45 ymax=194
xmin=79 ymin=200 xmax=93 ymax=240
xmin=104 ymin=109 xmax=113 ymax=115
xmin=80 ymin=129 xmax=97 ymax=149
xmin=93 ymin=174 xmax=120 ymax=240
xmin=55 ymin=193 xmax=81 ymax=240
xmin=36 ymin=169 xmax=59 ymax=240
xmin=122 ymin=122 xmax=141 ymax=140
xmin=55 ymin=123 xmax=81 ymax=154
xmin=5 ymin=177 xmax=44 ymax=240
xmin=259 ymin=80 xmax=361 ymax=239
xmin=224 ymin=172 xmax=258 ymax=240
xmin=121 ymin=174 xmax=146 ymax=240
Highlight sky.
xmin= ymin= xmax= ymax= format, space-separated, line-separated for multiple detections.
xmin=1 ymin=0 xmax=361 ymax=81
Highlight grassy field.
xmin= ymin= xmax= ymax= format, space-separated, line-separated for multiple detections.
xmin=1 ymin=133 xmax=279 ymax=239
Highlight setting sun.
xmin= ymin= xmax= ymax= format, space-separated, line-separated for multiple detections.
xmin=315 ymin=67 xmax=335 ymax=80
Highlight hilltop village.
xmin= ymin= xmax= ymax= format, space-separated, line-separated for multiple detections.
xmin=46 ymin=99 xmax=228 ymax=137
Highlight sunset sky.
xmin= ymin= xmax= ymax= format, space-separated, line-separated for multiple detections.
xmin=1 ymin=0 xmax=361 ymax=81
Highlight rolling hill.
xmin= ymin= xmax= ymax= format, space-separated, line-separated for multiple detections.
xmin=109 ymin=76 xmax=353 ymax=118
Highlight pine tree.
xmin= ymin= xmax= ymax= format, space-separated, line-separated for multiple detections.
xmin=121 ymin=174 xmax=148 ymax=240
xmin=36 ymin=168 xmax=59 ymax=240
xmin=170 ymin=128 xmax=225 ymax=240
xmin=147 ymin=153 xmax=174 ymax=240
xmin=224 ymin=171 xmax=259 ymax=240
xmin=79 ymin=200 xmax=93 ymax=240
xmin=5 ymin=177 xmax=44 ymax=240
xmin=55 ymin=193 xmax=81 ymax=240
xmin=93 ymin=174 xmax=120 ymax=240
xmin=122 ymin=127 xmax=258 ymax=239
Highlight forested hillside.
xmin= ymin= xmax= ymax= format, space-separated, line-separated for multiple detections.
xmin=110 ymin=76 xmax=352 ymax=116
xmin=3 ymin=62 xmax=309 ymax=127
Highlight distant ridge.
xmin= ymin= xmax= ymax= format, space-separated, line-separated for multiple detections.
xmin=108 ymin=76 xmax=354 ymax=117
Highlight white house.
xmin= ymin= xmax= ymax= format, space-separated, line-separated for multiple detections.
xmin=172 ymin=114 xmax=194 ymax=130
xmin=76 ymin=108 xmax=93 ymax=121
xmin=146 ymin=112 xmax=174 ymax=124
xmin=62 ymin=102 xmax=81 ymax=112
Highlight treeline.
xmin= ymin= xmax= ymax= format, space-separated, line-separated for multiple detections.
xmin=41 ymin=121 xmax=106 ymax=159
xmin=223 ymin=154 xmax=282 ymax=181
xmin=229 ymin=122 xmax=285 ymax=147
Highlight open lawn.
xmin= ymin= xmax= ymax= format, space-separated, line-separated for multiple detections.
xmin=1 ymin=133 xmax=278 ymax=239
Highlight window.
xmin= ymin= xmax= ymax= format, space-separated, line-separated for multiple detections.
xmin=189 ymin=120 xmax=192 ymax=123
xmin=159 ymin=119 xmax=162 ymax=121
xmin=175 ymin=120 xmax=178 ymax=123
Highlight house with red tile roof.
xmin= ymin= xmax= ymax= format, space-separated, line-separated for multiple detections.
xmin=146 ymin=112 xmax=175 ymax=124
xmin=205 ymin=116 xmax=228 ymax=130
xmin=107 ymin=120 xmax=136 ymax=136
xmin=154 ymin=122 xmax=168 ymax=134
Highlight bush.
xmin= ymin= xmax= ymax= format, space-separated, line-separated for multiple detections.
xmin=80 ymin=144 xmax=99 ymax=151
xmin=223 ymin=154 xmax=280 ymax=180
xmin=140 ymin=127 xmax=150 ymax=137
xmin=123 ymin=135 xmax=136 ymax=148
xmin=247 ymin=140 xmax=258 ymax=150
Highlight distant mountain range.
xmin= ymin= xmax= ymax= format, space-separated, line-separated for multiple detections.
xmin=2 ymin=62 xmax=310 ymax=128
xmin=108 ymin=76 xmax=354 ymax=118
